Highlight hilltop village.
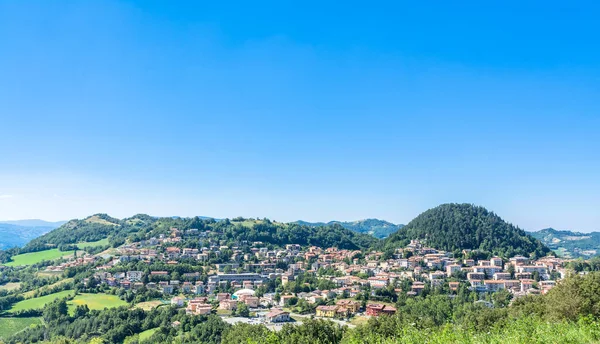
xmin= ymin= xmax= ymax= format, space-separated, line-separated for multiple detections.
xmin=41 ymin=226 xmax=566 ymax=329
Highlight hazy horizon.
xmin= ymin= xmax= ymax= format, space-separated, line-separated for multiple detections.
xmin=1 ymin=2 xmax=599 ymax=232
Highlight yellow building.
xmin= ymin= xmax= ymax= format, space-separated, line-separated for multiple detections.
xmin=316 ymin=305 xmax=338 ymax=318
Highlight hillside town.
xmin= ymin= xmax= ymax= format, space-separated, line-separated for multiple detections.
xmin=54 ymin=227 xmax=570 ymax=328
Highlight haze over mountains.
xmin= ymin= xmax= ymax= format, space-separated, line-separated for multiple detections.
xmin=0 ymin=220 xmax=65 ymax=250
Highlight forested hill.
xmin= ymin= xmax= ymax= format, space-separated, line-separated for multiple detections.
xmin=18 ymin=215 xmax=379 ymax=254
xmin=22 ymin=213 xmax=154 ymax=252
xmin=384 ymin=203 xmax=551 ymax=258
xmin=529 ymin=228 xmax=600 ymax=258
xmin=294 ymin=219 xmax=403 ymax=239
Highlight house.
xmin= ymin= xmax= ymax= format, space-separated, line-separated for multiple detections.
xmin=219 ymin=299 xmax=238 ymax=311
xmin=266 ymin=309 xmax=290 ymax=323
xmin=490 ymin=257 xmax=503 ymax=267
xmin=366 ymin=304 xmax=396 ymax=316
xmin=280 ymin=295 xmax=296 ymax=307
xmin=493 ymin=272 xmax=511 ymax=280
xmin=244 ymin=296 xmax=260 ymax=308
xmin=368 ymin=277 xmax=388 ymax=289
xmin=483 ymin=280 xmax=505 ymax=292
xmin=217 ymin=293 xmax=231 ymax=301
xmin=336 ymin=299 xmax=361 ymax=313
xmin=159 ymin=282 xmax=173 ymax=294
xmin=316 ymin=305 xmax=338 ymax=318
xmin=182 ymin=282 xmax=192 ymax=293
xmin=171 ymin=297 xmax=185 ymax=307
xmin=411 ymin=281 xmax=425 ymax=295
xmin=195 ymin=304 xmax=213 ymax=315
xmin=166 ymin=247 xmax=181 ymax=259
xmin=449 ymin=281 xmax=460 ymax=292
xmin=126 ymin=271 xmax=144 ymax=281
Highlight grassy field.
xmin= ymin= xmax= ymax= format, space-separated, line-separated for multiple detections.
xmin=134 ymin=300 xmax=164 ymax=311
xmin=3 ymin=249 xmax=74 ymax=267
xmin=37 ymin=271 xmax=64 ymax=278
xmin=349 ymin=316 xmax=369 ymax=326
xmin=0 ymin=282 xmax=21 ymax=291
xmin=67 ymin=293 xmax=128 ymax=313
xmin=77 ymin=238 xmax=109 ymax=248
xmin=10 ymin=290 xmax=74 ymax=312
xmin=139 ymin=328 xmax=158 ymax=341
xmin=23 ymin=278 xmax=74 ymax=298
xmin=0 ymin=317 xmax=42 ymax=339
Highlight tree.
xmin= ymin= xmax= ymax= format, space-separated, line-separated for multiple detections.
xmin=236 ymin=302 xmax=250 ymax=317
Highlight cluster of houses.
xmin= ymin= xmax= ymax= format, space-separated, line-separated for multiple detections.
xmin=85 ymin=228 xmax=569 ymax=322
xmin=44 ymin=254 xmax=97 ymax=273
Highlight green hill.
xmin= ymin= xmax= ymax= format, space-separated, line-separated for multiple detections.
xmin=21 ymin=214 xmax=151 ymax=253
xmin=529 ymin=228 xmax=600 ymax=258
xmin=15 ymin=214 xmax=377 ymax=255
xmin=384 ymin=203 xmax=551 ymax=258
xmin=294 ymin=219 xmax=403 ymax=239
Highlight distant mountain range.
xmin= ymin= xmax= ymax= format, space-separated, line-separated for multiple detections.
xmin=0 ymin=220 xmax=66 ymax=249
xmin=0 ymin=219 xmax=67 ymax=227
xmin=529 ymin=228 xmax=600 ymax=258
xmin=294 ymin=219 xmax=404 ymax=239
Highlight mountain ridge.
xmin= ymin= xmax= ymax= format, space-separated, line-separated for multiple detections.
xmin=529 ymin=227 xmax=600 ymax=258
xmin=0 ymin=219 xmax=66 ymax=228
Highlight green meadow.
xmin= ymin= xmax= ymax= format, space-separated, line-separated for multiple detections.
xmin=77 ymin=238 xmax=110 ymax=248
xmin=0 ymin=317 xmax=41 ymax=339
xmin=3 ymin=249 xmax=74 ymax=267
xmin=68 ymin=293 xmax=128 ymax=313
xmin=10 ymin=290 xmax=74 ymax=312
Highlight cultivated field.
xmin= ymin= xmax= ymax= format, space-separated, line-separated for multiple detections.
xmin=3 ymin=249 xmax=74 ymax=267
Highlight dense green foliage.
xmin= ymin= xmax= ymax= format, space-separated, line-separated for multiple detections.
xmin=530 ymin=228 xmax=600 ymax=258
xmin=295 ymin=219 xmax=403 ymax=239
xmin=385 ymin=203 xmax=551 ymax=258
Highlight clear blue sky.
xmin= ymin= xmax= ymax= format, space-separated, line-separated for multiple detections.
xmin=1 ymin=1 xmax=599 ymax=231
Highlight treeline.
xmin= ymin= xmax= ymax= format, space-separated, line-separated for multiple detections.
xmin=385 ymin=203 xmax=551 ymax=258
xmin=215 ymin=220 xmax=379 ymax=250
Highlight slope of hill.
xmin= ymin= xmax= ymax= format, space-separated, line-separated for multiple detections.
xmin=384 ymin=203 xmax=551 ymax=258
xmin=529 ymin=228 xmax=600 ymax=258
xmin=294 ymin=219 xmax=403 ymax=239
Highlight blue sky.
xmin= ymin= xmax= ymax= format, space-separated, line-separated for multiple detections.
xmin=0 ymin=1 xmax=599 ymax=231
